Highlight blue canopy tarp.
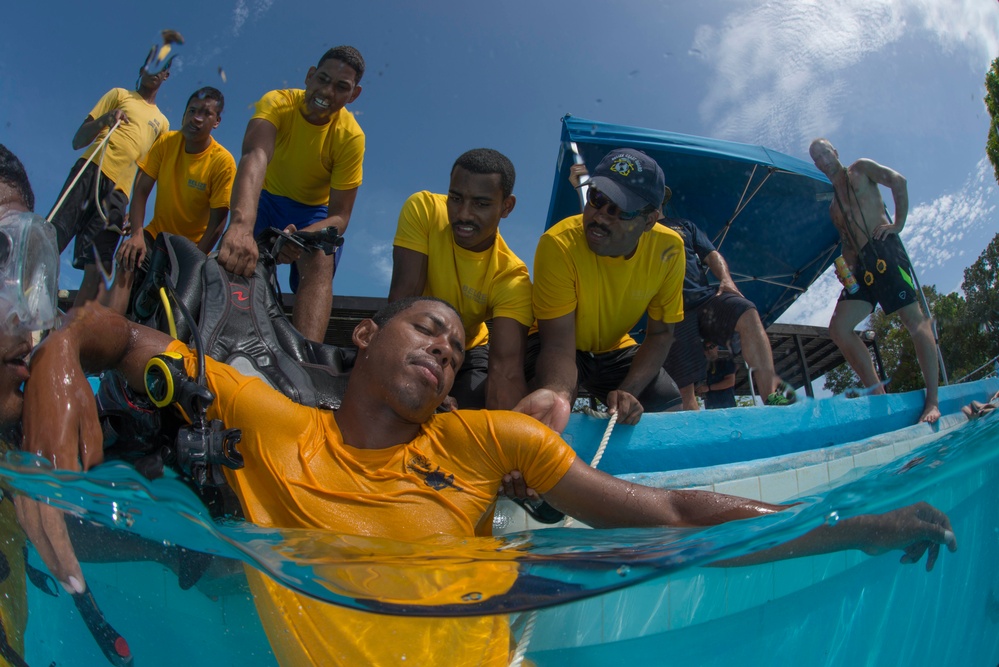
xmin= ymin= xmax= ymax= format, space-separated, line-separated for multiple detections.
xmin=547 ymin=115 xmax=839 ymax=326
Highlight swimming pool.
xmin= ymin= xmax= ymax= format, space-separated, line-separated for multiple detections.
xmin=4 ymin=398 xmax=998 ymax=666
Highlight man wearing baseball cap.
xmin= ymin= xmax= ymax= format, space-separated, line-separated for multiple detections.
xmin=515 ymin=148 xmax=685 ymax=433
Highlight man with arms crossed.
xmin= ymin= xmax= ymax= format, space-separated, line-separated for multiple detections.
xmin=20 ymin=293 xmax=957 ymax=665
xmin=107 ymin=86 xmax=236 ymax=314
xmin=517 ymin=148 xmax=685 ymax=433
xmin=809 ymin=138 xmax=939 ymax=423
xmin=217 ymin=46 xmax=365 ymax=342
xmin=389 ymin=148 xmax=532 ymax=409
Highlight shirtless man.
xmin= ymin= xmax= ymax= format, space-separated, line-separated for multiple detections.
xmin=809 ymin=139 xmax=939 ymax=423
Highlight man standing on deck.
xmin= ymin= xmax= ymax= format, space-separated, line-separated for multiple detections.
xmin=18 ymin=295 xmax=957 ymax=666
xmin=216 ymin=46 xmax=365 ymax=343
xmin=388 ymin=148 xmax=533 ymax=409
xmin=516 ymin=148 xmax=685 ymax=433
xmin=659 ymin=214 xmax=794 ymax=410
xmin=809 ymin=138 xmax=939 ymax=423
xmin=48 ymin=58 xmax=170 ymax=306
xmin=105 ymin=86 xmax=236 ymax=314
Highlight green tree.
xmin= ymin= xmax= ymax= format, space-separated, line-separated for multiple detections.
xmin=987 ymin=57 xmax=999 ymax=184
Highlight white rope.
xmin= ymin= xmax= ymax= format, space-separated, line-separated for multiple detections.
xmin=509 ymin=410 xmax=619 ymax=666
xmin=47 ymin=119 xmax=122 ymax=224
xmin=508 ymin=609 xmax=538 ymax=667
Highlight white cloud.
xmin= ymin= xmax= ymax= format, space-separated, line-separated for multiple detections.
xmin=902 ymin=158 xmax=998 ymax=272
xmin=694 ymin=0 xmax=999 ymax=149
xmin=232 ymin=0 xmax=272 ymax=37
xmin=368 ymin=242 xmax=394 ymax=285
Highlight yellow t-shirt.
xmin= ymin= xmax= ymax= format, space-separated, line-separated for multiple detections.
xmin=533 ymin=214 xmax=685 ymax=353
xmin=393 ymin=192 xmax=534 ymax=349
xmin=252 ymin=89 xmax=365 ymax=206
xmin=169 ymin=341 xmax=575 ymax=666
xmin=139 ymin=132 xmax=236 ymax=244
xmin=82 ymin=88 xmax=169 ymax=198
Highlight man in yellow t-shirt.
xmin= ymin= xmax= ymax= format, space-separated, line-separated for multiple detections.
xmin=389 ymin=149 xmax=533 ymax=410
xmin=48 ymin=58 xmax=170 ymax=307
xmin=104 ymin=87 xmax=236 ymax=315
xmin=23 ymin=295 xmax=959 ymax=665
xmin=516 ymin=148 xmax=685 ymax=434
xmin=217 ymin=46 xmax=366 ymax=344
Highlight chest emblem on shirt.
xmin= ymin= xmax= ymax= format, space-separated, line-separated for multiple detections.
xmin=187 ymin=179 xmax=207 ymax=191
xmin=407 ymin=454 xmax=463 ymax=492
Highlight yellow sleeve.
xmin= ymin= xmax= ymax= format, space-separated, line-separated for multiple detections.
xmin=645 ymin=235 xmax=686 ymax=324
xmin=251 ymin=89 xmax=291 ymax=131
xmin=532 ymin=231 xmax=578 ymax=321
xmin=207 ymin=145 xmax=237 ymax=209
xmin=393 ymin=191 xmax=434 ymax=255
xmin=86 ymin=88 xmax=124 ymax=122
xmin=329 ymin=121 xmax=364 ymax=191
xmin=137 ymin=132 xmax=169 ymax=179
xmin=488 ymin=257 xmax=533 ymax=327
xmin=487 ymin=411 xmax=576 ymax=494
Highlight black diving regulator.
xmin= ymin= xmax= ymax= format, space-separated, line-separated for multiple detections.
xmin=143 ymin=352 xmax=243 ymax=488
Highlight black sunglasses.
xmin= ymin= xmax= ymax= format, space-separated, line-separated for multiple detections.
xmin=586 ymin=188 xmax=643 ymax=221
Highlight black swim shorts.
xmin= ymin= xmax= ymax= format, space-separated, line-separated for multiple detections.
xmin=48 ymin=159 xmax=127 ymax=272
xmin=839 ymin=234 xmax=918 ymax=315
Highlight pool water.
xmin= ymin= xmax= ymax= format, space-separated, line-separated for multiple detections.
xmin=3 ymin=412 xmax=998 ymax=666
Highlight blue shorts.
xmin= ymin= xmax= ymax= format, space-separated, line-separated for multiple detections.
xmin=255 ymin=189 xmax=342 ymax=292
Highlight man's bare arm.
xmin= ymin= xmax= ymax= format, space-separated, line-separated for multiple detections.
xmin=388 ymin=246 xmax=429 ymax=302
xmin=18 ymin=303 xmax=173 ymax=588
xmin=72 ymin=111 xmax=128 ymax=151
xmin=197 ymin=207 xmax=229 ymax=254
xmin=485 ymin=317 xmax=529 ymax=410
xmin=543 ymin=459 xmax=956 ymax=570
xmin=703 ymin=250 xmax=743 ymax=297
xmin=298 ymin=186 xmax=358 ymax=236
xmin=117 ymin=169 xmax=156 ymax=272
xmin=856 ymin=158 xmax=909 ymax=235
xmin=514 ymin=313 xmax=576 ymax=432
xmin=217 ymin=118 xmax=277 ymax=276
xmin=611 ymin=318 xmax=675 ymax=424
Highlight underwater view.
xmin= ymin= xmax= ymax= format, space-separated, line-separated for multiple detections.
xmin=2 ymin=396 xmax=997 ymax=666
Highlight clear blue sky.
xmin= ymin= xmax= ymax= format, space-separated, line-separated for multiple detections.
xmin=2 ymin=0 xmax=997 ymax=328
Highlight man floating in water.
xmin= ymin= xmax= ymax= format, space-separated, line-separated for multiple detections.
xmin=809 ymin=138 xmax=940 ymax=424
xmin=19 ymin=293 xmax=956 ymax=665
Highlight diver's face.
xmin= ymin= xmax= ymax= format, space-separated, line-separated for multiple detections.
xmin=0 ymin=189 xmax=33 ymax=426
xmin=358 ymin=301 xmax=465 ymax=419
xmin=446 ymin=167 xmax=515 ymax=252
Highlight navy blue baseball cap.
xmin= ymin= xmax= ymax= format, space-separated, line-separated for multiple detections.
xmin=588 ymin=148 xmax=667 ymax=213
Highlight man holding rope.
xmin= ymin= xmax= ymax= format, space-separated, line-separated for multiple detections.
xmin=809 ymin=139 xmax=940 ymax=423
xmin=48 ymin=53 xmax=171 ymax=306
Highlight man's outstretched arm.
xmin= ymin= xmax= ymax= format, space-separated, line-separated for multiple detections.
xmin=543 ymin=458 xmax=956 ymax=570
xmin=217 ymin=118 xmax=277 ymax=277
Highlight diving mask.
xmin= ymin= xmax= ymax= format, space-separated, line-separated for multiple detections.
xmin=0 ymin=211 xmax=59 ymax=333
